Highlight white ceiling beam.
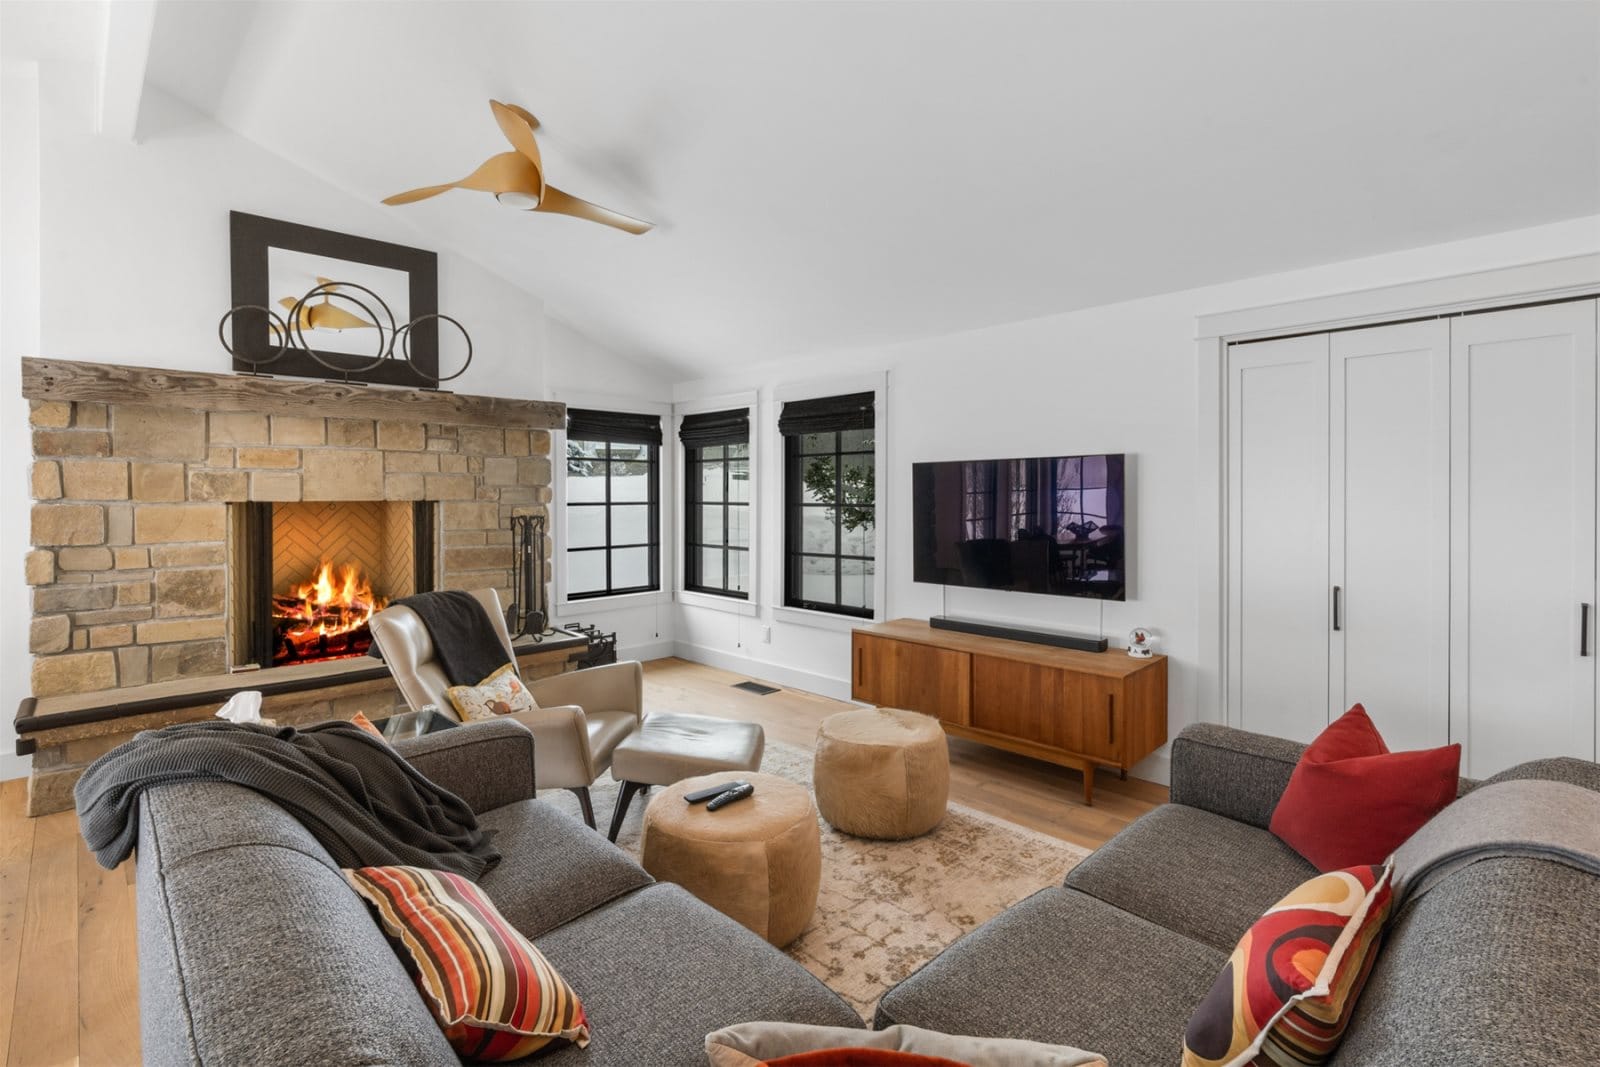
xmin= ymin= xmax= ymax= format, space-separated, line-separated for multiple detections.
xmin=95 ymin=0 xmax=158 ymax=142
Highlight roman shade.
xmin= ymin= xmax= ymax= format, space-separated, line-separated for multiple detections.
xmin=566 ymin=408 xmax=663 ymax=447
xmin=678 ymin=408 xmax=750 ymax=448
xmin=777 ymin=392 xmax=875 ymax=437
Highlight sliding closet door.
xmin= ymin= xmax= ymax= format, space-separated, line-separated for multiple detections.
xmin=1227 ymin=334 xmax=1330 ymax=742
xmin=1328 ymin=320 xmax=1450 ymax=750
xmin=1451 ymin=300 xmax=1598 ymax=777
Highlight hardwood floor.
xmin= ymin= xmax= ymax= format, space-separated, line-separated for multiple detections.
xmin=0 ymin=656 xmax=1167 ymax=1066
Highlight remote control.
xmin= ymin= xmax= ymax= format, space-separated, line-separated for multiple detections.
xmin=684 ymin=781 xmax=749 ymax=805
xmin=706 ymin=782 xmax=756 ymax=811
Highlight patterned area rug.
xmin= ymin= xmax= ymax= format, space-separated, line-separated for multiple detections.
xmin=540 ymin=739 xmax=1090 ymax=1019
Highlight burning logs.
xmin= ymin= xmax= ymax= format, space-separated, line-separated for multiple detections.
xmin=271 ymin=561 xmax=388 ymax=666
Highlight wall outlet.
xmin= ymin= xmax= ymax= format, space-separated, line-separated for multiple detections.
xmin=761 ymin=625 xmax=773 ymax=644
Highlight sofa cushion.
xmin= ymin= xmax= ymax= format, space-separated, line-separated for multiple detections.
xmin=1065 ymin=804 xmax=1316 ymax=952
xmin=531 ymin=883 xmax=863 ymax=1066
xmin=475 ymin=798 xmax=654 ymax=938
xmin=138 ymin=787 xmax=456 ymax=1066
xmin=137 ymin=778 xmax=344 ymax=873
xmin=1330 ymin=857 xmax=1600 ymax=1066
xmin=874 ymin=887 xmax=1224 ymax=1067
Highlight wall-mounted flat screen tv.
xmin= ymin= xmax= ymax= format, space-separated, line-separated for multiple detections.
xmin=911 ymin=454 xmax=1126 ymax=601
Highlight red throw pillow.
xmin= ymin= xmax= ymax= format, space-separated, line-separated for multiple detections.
xmin=1268 ymin=705 xmax=1459 ymax=871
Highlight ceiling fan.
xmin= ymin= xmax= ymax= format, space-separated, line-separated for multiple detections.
xmin=382 ymin=100 xmax=653 ymax=235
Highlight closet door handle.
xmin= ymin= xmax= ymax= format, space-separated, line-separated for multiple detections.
xmin=1332 ymin=586 xmax=1342 ymax=632
xmin=1582 ymin=604 xmax=1591 ymax=658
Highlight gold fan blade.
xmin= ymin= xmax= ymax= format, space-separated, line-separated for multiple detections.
xmin=383 ymin=152 xmax=541 ymax=206
xmin=500 ymin=101 xmax=540 ymax=131
xmin=277 ymin=296 xmax=313 ymax=329
xmin=489 ymin=99 xmax=544 ymax=186
xmin=304 ymin=302 xmax=377 ymax=331
xmin=382 ymin=182 xmax=459 ymax=206
xmin=536 ymin=184 xmax=653 ymax=235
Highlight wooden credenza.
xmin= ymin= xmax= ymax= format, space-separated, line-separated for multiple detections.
xmin=850 ymin=618 xmax=1167 ymax=804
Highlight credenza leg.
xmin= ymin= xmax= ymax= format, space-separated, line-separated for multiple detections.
xmin=1119 ymin=768 xmax=1127 ymax=781
xmin=1082 ymin=762 xmax=1094 ymax=806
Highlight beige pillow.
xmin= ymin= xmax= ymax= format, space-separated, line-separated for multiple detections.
xmin=443 ymin=663 xmax=538 ymax=722
xmin=704 ymin=1022 xmax=1107 ymax=1067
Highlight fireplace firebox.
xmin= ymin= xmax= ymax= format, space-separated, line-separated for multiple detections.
xmin=230 ymin=501 xmax=436 ymax=669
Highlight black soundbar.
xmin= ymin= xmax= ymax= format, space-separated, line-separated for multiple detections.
xmin=929 ymin=615 xmax=1109 ymax=653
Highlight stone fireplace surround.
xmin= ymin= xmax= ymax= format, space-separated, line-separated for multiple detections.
xmin=17 ymin=357 xmax=570 ymax=813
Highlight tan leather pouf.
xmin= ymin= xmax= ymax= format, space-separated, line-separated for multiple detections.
xmin=813 ymin=707 xmax=950 ymax=839
xmin=639 ymin=771 xmax=820 ymax=947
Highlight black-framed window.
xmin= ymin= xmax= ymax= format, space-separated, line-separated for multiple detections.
xmin=681 ymin=409 xmax=751 ymax=598
xmin=779 ymin=392 xmax=875 ymax=618
xmin=565 ymin=408 xmax=661 ymax=599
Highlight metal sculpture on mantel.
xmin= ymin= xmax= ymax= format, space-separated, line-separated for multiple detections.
xmin=218 ymin=279 xmax=472 ymax=386
xmin=507 ymin=513 xmax=553 ymax=641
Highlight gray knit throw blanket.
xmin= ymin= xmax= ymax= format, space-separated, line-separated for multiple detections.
xmin=1391 ymin=777 xmax=1600 ymax=909
xmin=74 ymin=719 xmax=500 ymax=879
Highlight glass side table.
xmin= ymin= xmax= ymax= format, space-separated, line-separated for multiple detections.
xmin=371 ymin=706 xmax=459 ymax=742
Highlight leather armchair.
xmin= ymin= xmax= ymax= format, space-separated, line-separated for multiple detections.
xmin=368 ymin=588 xmax=642 ymax=828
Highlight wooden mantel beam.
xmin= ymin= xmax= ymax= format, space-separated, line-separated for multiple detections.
xmin=21 ymin=357 xmax=565 ymax=429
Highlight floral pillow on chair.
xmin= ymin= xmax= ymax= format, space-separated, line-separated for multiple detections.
xmin=444 ymin=663 xmax=538 ymax=721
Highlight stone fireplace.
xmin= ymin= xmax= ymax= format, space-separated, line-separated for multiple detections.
xmin=16 ymin=357 xmax=578 ymax=813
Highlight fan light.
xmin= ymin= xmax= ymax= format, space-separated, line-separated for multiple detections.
xmin=495 ymin=191 xmax=541 ymax=210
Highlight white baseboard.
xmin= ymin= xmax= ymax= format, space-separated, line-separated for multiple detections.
xmin=671 ymin=641 xmax=854 ymax=702
xmin=620 ymin=639 xmax=677 ymax=663
xmin=1131 ymin=750 xmax=1171 ymax=787
xmin=0 ymin=751 xmax=30 ymax=783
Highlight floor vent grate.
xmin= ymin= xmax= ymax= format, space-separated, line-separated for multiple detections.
xmin=732 ymin=680 xmax=780 ymax=696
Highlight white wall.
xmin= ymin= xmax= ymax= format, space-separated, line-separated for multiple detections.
xmin=672 ymin=214 xmax=1600 ymax=783
xmin=546 ymin=317 xmax=678 ymax=660
xmin=1 ymin=62 xmax=44 ymax=783
xmin=0 ymin=66 xmax=669 ymax=779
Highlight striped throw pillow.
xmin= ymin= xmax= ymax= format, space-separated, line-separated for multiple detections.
xmin=1181 ymin=861 xmax=1393 ymax=1067
xmin=345 ymin=865 xmax=590 ymax=1062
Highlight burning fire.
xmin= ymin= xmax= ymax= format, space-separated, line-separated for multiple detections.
xmin=276 ymin=561 xmax=388 ymax=645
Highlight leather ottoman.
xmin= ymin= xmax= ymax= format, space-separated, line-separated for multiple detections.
xmin=639 ymin=771 xmax=821 ymax=948
xmin=813 ymin=707 xmax=949 ymax=839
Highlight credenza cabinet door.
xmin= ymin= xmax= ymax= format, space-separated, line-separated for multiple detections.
xmin=1328 ymin=320 xmax=1451 ymax=751
xmin=1227 ymin=334 xmax=1331 ymax=743
xmin=1450 ymin=300 xmax=1598 ymax=777
xmin=852 ymin=634 xmax=971 ymax=725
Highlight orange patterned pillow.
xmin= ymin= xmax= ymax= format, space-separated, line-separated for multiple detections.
xmin=350 ymin=711 xmax=386 ymax=740
xmin=345 ymin=865 xmax=589 ymax=1062
xmin=445 ymin=663 xmax=537 ymax=721
xmin=1182 ymin=862 xmax=1392 ymax=1067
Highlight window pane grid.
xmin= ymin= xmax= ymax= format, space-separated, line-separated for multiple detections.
xmin=566 ymin=434 xmax=660 ymax=600
xmin=784 ymin=423 xmax=875 ymax=618
xmin=684 ymin=441 xmax=750 ymax=599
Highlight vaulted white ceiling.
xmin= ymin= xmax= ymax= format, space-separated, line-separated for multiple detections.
xmin=51 ymin=3 xmax=1600 ymax=376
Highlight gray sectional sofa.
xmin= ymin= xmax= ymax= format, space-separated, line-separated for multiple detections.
xmin=876 ymin=723 xmax=1600 ymax=1067
xmin=134 ymin=717 xmax=862 ymax=1066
